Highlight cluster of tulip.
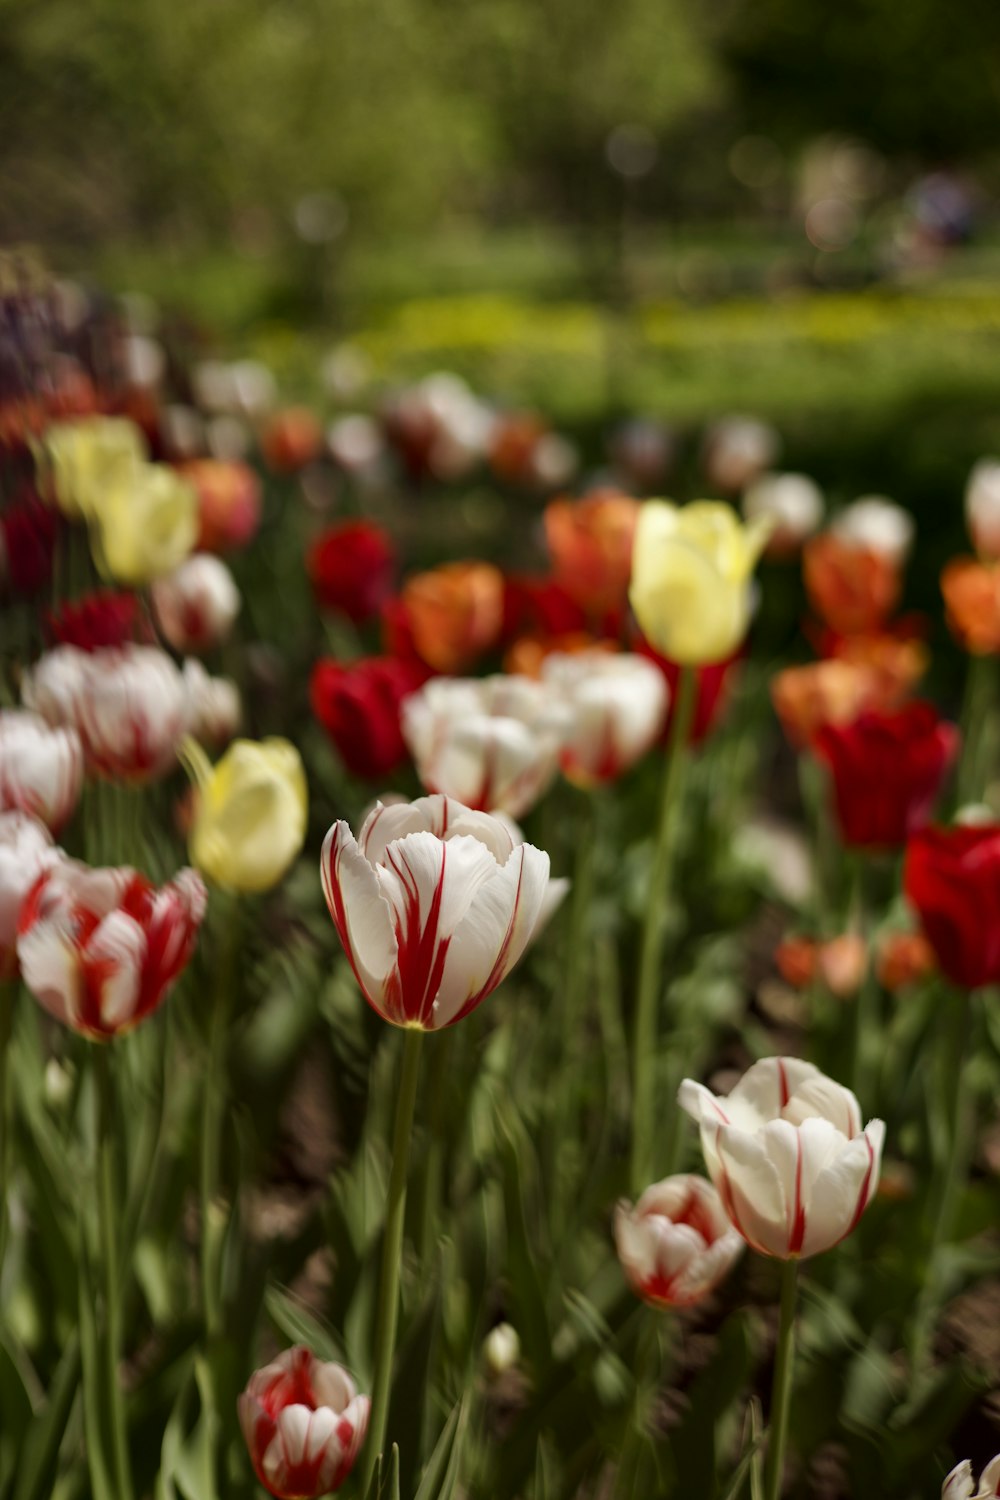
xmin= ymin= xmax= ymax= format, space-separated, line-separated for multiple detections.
xmin=6 ymin=258 xmax=1000 ymax=1500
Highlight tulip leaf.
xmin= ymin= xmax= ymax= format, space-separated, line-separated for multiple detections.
xmin=496 ymin=1105 xmax=553 ymax=1379
xmin=264 ymin=1285 xmax=346 ymax=1364
xmin=413 ymin=1398 xmax=465 ymax=1500
xmin=0 ymin=1336 xmax=37 ymax=1492
xmin=13 ymin=1332 xmax=81 ymax=1500
xmin=669 ymin=1311 xmax=752 ymax=1497
xmin=364 ymin=1444 xmax=401 ymax=1500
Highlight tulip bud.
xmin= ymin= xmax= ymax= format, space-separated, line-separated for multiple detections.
xmin=483 ymin=1322 xmax=521 ymax=1376
xmin=39 ymin=417 xmax=146 ymax=519
xmin=91 ymin=463 xmax=199 ymax=585
xmin=152 ymin=553 xmax=240 ymax=654
xmin=965 ymin=459 xmax=1000 ymax=558
xmin=742 ymin=472 xmax=824 ymax=557
xmin=942 ymin=558 xmax=1000 ymax=655
xmin=702 ymin=415 xmax=779 ymax=493
xmin=238 ymin=1346 xmax=369 ymax=1499
xmin=185 ymin=738 xmax=307 ymax=893
xmin=614 ymin=1174 xmax=744 ymax=1308
xmin=831 ymin=496 xmax=914 ymax=567
xmin=904 ymin=824 xmax=1000 ymax=990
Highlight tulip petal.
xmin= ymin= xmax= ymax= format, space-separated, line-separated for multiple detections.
xmin=714 ymin=1125 xmax=788 ymax=1256
xmin=85 ymin=910 xmax=145 ymax=1032
xmin=730 ymin=1056 xmax=822 ymax=1125
xmin=802 ymin=1119 xmax=884 ymax=1258
xmin=943 ymin=1460 xmax=975 ymax=1500
xmin=321 ymin=823 xmax=397 ymax=1017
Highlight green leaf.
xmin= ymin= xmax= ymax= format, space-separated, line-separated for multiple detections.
xmin=264 ymin=1286 xmax=346 ymax=1364
xmin=413 ymin=1400 xmax=463 ymax=1500
xmin=14 ymin=1333 xmax=81 ymax=1500
xmin=669 ymin=1312 xmax=752 ymax=1498
xmin=496 ymin=1105 xmax=552 ymax=1379
xmin=364 ymin=1444 xmax=401 ymax=1500
xmin=77 ymin=1254 xmax=115 ymax=1500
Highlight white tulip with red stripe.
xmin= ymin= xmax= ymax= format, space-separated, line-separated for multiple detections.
xmin=678 ymin=1057 xmax=884 ymax=1260
xmin=0 ymin=812 xmax=62 ymax=978
xmin=540 ymin=650 xmax=668 ymax=786
xmin=614 ymin=1174 xmax=744 ymax=1308
xmin=152 ymin=552 xmax=240 ymax=654
xmin=321 ymin=794 xmax=553 ymax=1029
xmin=0 ymin=710 xmax=83 ymax=832
xmin=400 ymin=675 xmax=567 ymax=818
xmin=944 ymin=1456 xmax=1000 ymax=1499
xmin=238 ymin=1346 xmax=369 ymax=1499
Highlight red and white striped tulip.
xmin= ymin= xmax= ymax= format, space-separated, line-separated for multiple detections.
xmin=17 ymin=859 xmax=206 ymax=1038
xmin=0 ymin=813 xmax=62 ymax=978
xmin=238 ymin=1346 xmax=369 ymax=1499
xmin=679 ymin=1057 xmax=884 ymax=1260
xmin=540 ymin=650 xmax=668 ymax=785
xmin=400 ymin=675 xmax=567 ymax=818
xmin=0 ymin=710 xmax=83 ymax=832
xmin=944 ymin=1456 xmax=1000 ymax=1500
xmin=614 ymin=1174 xmax=744 ymax=1309
xmin=151 ymin=552 xmax=240 ymax=654
xmin=321 ymin=794 xmax=553 ymax=1029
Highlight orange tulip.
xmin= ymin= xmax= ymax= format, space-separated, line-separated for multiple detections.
xmin=802 ymin=533 xmax=901 ymax=636
xmin=393 ymin=561 xmax=504 ymax=674
xmin=875 ymin=930 xmax=936 ymax=992
xmin=544 ymin=490 xmax=639 ymax=619
xmin=941 ymin=557 xmax=1000 ymax=654
xmin=824 ymin=630 xmax=928 ymax=703
xmin=771 ymin=659 xmax=882 ymax=750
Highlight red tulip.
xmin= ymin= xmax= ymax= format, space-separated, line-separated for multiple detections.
xmin=238 ymin=1346 xmax=369 ymax=1499
xmin=307 ymin=521 xmax=396 ymax=625
xmin=904 ymin=825 xmax=1000 ymax=989
xmin=46 ymin=590 xmax=138 ymax=652
xmin=814 ymin=703 xmax=958 ymax=850
xmin=0 ymin=492 xmax=58 ymax=596
xmin=501 ymin=575 xmax=587 ymax=642
xmin=310 ymin=657 xmax=426 ymax=779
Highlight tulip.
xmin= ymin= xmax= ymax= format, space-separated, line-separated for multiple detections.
xmin=702 ymin=415 xmax=779 ymax=493
xmin=179 ymin=459 xmax=262 ymax=553
xmin=17 ymin=859 xmax=206 ymax=1038
xmin=238 ymin=1347 xmax=370 ymax=1499
xmin=814 ymin=703 xmax=958 ymax=849
xmin=629 ymin=500 xmax=771 ymax=666
xmin=775 ymin=934 xmax=866 ymax=999
xmin=307 ymin=520 xmax=396 ymax=624
xmin=831 ymin=496 xmax=914 ymax=566
xmin=91 ymin=463 xmax=199 ymax=585
xmin=771 ymin=660 xmax=883 ymax=751
xmin=503 ymin=630 xmax=612 ymax=679
xmin=401 ymin=675 xmax=567 ymax=817
xmin=310 ymin=657 xmax=425 ymax=780
xmin=184 ymin=738 xmax=307 ymax=894
xmin=742 ymin=472 xmax=824 ymax=557
xmin=614 ymin=1174 xmax=744 ymax=1308
xmin=391 ymin=561 xmax=504 ymax=674
xmin=679 ymin=1057 xmax=884 ymax=1259
xmin=483 ymin=1322 xmax=521 ymax=1377
xmin=943 ymin=1455 xmax=1000 ymax=1499
xmin=803 ymin=532 xmax=901 ymax=637
xmin=39 ymin=416 xmax=145 ymax=519
xmin=0 ymin=710 xmax=82 ymax=832
xmin=0 ymin=491 xmax=58 ymax=596
xmin=875 ymin=930 xmax=936 ymax=992
xmin=261 ymin=407 xmax=324 ymax=473
xmin=152 ymin=553 xmax=240 ymax=654
xmin=544 ymin=489 xmax=639 ymax=620
xmin=942 ymin=558 xmax=1000 ymax=654
xmin=46 ymin=590 xmax=138 ymax=652
xmin=321 ymin=794 xmax=553 ymax=1029
xmin=965 ymin=459 xmax=1000 ymax=557
xmin=502 ymin=575 xmax=588 ymax=641
xmin=540 ymin=650 xmax=668 ymax=785
xmin=182 ymin=660 xmax=242 ymax=748
xmin=0 ymin=812 xmax=62 ymax=977
xmin=327 ymin=414 xmax=384 ymax=475
xmin=821 ymin=628 xmax=928 ymax=702
xmin=903 ymin=825 xmax=1000 ymax=989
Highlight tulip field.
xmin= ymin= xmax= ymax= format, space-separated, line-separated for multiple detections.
xmin=5 ymin=255 xmax=1000 ymax=1500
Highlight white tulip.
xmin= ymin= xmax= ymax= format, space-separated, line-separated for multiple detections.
xmin=152 ymin=553 xmax=240 ymax=654
xmin=831 ymin=496 xmax=914 ymax=565
xmin=0 ymin=710 xmax=83 ymax=831
xmin=944 ymin=1455 xmax=1000 ymax=1499
xmin=679 ymin=1057 xmax=884 ymax=1259
xmin=182 ymin=660 xmax=242 ymax=748
xmin=615 ymin=1174 xmax=744 ymax=1308
xmin=965 ymin=459 xmax=1000 ymax=558
xmin=540 ymin=650 xmax=668 ymax=785
xmin=742 ymin=472 xmax=824 ymax=554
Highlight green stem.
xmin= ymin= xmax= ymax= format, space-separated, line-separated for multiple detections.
xmin=630 ymin=664 xmax=696 ymax=1192
xmin=849 ymin=855 xmax=877 ymax=1112
xmin=0 ymin=979 xmax=14 ymax=1291
xmin=957 ymin=653 xmax=996 ymax=808
xmin=95 ymin=1045 xmax=135 ymax=1500
xmin=200 ymin=894 xmax=241 ymax=1338
xmin=764 ymin=1259 xmax=798 ymax=1500
xmin=910 ymin=987 xmax=974 ymax=1370
xmin=363 ymin=1027 xmax=424 ymax=1492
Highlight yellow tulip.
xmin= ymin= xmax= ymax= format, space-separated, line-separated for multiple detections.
xmin=91 ymin=463 xmax=199 ymax=584
xmin=185 ymin=738 xmax=308 ymax=893
xmin=629 ymin=500 xmax=772 ymax=665
xmin=39 ymin=417 xmax=146 ymax=519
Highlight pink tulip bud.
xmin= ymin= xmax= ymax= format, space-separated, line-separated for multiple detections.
xmin=238 ymin=1347 xmax=369 ymax=1499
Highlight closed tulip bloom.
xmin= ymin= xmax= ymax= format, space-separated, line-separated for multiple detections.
xmin=876 ymin=929 xmax=936 ymax=992
xmin=394 ymin=561 xmax=504 ymax=674
xmin=182 ymin=660 xmax=242 ymax=748
xmin=629 ymin=500 xmax=771 ymax=666
xmin=771 ymin=660 xmax=883 ymax=752
xmin=0 ymin=812 xmax=62 ymax=977
xmin=401 ymin=676 xmax=567 ymax=817
xmin=187 ymin=738 xmax=307 ymax=893
xmin=321 ymin=794 xmax=553 ymax=1029
xmin=17 ymin=859 xmax=206 ymax=1038
xmin=832 ymin=496 xmax=914 ymax=566
xmin=966 ymin=459 xmax=1000 ymax=558
xmin=942 ymin=558 xmax=1000 ymax=654
xmin=943 ymin=1456 xmax=1000 ymax=1499
xmin=814 ymin=703 xmax=958 ymax=849
xmin=702 ymin=415 xmax=779 ymax=494
xmin=544 ymin=490 xmax=639 ymax=618
xmin=152 ymin=553 xmax=240 ymax=654
xmin=679 ymin=1057 xmax=885 ymax=1259
xmin=238 ymin=1347 xmax=369 ymax=1500
xmin=904 ymin=825 xmax=1000 ymax=990
xmin=91 ymin=463 xmax=199 ymax=584
xmin=803 ymin=533 xmax=901 ymax=636
xmin=307 ymin=521 xmax=396 ymax=624
xmin=261 ymin=407 xmax=324 ymax=474
xmin=742 ymin=472 xmax=824 ymax=557
xmin=39 ymin=417 xmax=146 ymax=519
xmin=0 ymin=710 xmax=82 ymax=832
xmin=614 ymin=1174 xmax=744 ymax=1308
xmin=180 ymin=459 xmax=262 ymax=554
xmin=540 ymin=650 xmax=668 ymax=785
xmin=310 ymin=657 xmax=425 ymax=780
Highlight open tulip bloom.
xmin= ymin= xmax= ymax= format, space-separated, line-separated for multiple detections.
xmin=540 ymin=649 xmax=669 ymax=786
xmin=679 ymin=1058 xmax=884 ymax=1260
xmin=944 ymin=1455 xmax=1000 ymax=1499
xmin=615 ymin=1174 xmax=744 ymax=1309
xmin=239 ymin=1346 xmax=370 ymax=1499
xmin=321 ymin=794 xmax=555 ymax=1029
